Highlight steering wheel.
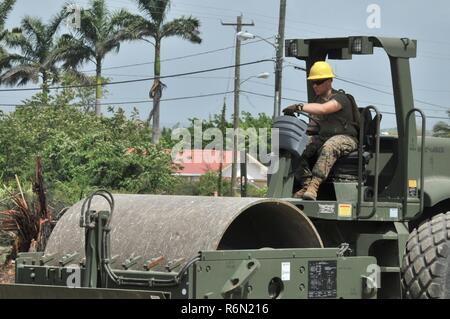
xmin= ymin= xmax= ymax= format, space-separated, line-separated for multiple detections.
xmin=297 ymin=111 xmax=320 ymax=127
xmin=283 ymin=111 xmax=321 ymax=132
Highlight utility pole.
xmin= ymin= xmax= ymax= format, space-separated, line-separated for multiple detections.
xmin=217 ymin=97 xmax=226 ymax=196
xmin=274 ymin=0 xmax=287 ymax=118
xmin=222 ymin=15 xmax=254 ymax=197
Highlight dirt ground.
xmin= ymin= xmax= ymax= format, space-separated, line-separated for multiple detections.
xmin=0 ymin=262 xmax=15 ymax=284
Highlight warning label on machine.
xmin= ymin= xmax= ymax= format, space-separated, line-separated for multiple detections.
xmin=308 ymin=260 xmax=337 ymax=299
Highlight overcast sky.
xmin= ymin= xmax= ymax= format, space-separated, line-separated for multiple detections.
xmin=2 ymin=0 xmax=450 ymax=130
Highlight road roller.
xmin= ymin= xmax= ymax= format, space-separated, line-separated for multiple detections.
xmin=1 ymin=36 xmax=450 ymax=299
xmin=1 ymin=192 xmax=376 ymax=299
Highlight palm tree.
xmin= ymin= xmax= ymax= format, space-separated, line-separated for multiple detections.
xmin=57 ymin=0 xmax=134 ymax=116
xmin=0 ymin=0 xmax=16 ymax=60
xmin=0 ymin=0 xmax=15 ymax=43
xmin=0 ymin=0 xmax=15 ymax=25
xmin=0 ymin=12 xmax=66 ymax=103
xmin=122 ymin=0 xmax=202 ymax=144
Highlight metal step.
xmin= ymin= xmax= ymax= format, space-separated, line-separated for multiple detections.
xmin=380 ymin=266 xmax=400 ymax=273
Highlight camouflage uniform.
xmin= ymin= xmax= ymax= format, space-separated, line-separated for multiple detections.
xmin=296 ymin=89 xmax=358 ymax=183
xmin=296 ymin=134 xmax=358 ymax=181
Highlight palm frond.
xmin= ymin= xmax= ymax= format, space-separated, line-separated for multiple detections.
xmin=63 ymin=68 xmax=94 ymax=85
xmin=47 ymin=10 xmax=69 ymax=37
xmin=0 ymin=64 xmax=39 ymax=86
xmin=0 ymin=29 xmax=7 ymax=41
xmin=99 ymin=29 xmax=136 ymax=56
xmin=91 ymin=0 xmax=108 ymax=23
xmin=135 ymin=0 xmax=170 ymax=24
xmin=4 ymin=31 xmax=35 ymax=58
xmin=125 ymin=15 xmax=158 ymax=40
xmin=0 ymin=0 xmax=15 ymax=27
xmin=161 ymin=16 xmax=201 ymax=43
xmin=48 ymin=65 xmax=60 ymax=84
xmin=54 ymin=35 xmax=93 ymax=69
xmin=1 ymin=12 xmax=67 ymax=90
xmin=0 ymin=53 xmax=33 ymax=69
xmin=20 ymin=16 xmax=46 ymax=47
xmin=110 ymin=9 xmax=138 ymax=28
xmin=0 ymin=48 xmax=10 ymax=71
xmin=77 ymin=7 xmax=99 ymax=44
xmin=68 ymin=0 xmax=135 ymax=62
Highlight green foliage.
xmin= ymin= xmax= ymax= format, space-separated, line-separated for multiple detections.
xmin=160 ymin=111 xmax=273 ymax=151
xmin=0 ymin=0 xmax=16 ymax=71
xmin=158 ymin=109 xmax=272 ymax=198
xmin=0 ymin=10 xmax=69 ymax=99
xmin=247 ymin=184 xmax=268 ymax=198
xmin=53 ymin=73 xmax=109 ymax=113
xmin=433 ymin=111 xmax=450 ymax=138
xmin=197 ymin=171 xmax=218 ymax=196
xmin=0 ymin=0 xmax=15 ymax=28
xmin=0 ymin=99 xmax=176 ymax=207
xmin=169 ymin=178 xmax=198 ymax=196
xmin=239 ymin=111 xmax=273 ymax=131
xmin=170 ymin=172 xmax=231 ymax=197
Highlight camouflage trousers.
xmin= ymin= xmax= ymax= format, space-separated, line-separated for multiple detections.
xmin=296 ymin=134 xmax=358 ymax=181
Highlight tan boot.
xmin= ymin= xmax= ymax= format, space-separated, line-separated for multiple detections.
xmin=302 ymin=177 xmax=322 ymax=200
xmin=293 ymin=177 xmax=311 ymax=198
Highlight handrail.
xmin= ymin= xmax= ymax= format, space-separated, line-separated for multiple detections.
xmin=356 ymin=110 xmax=365 ymax=218
xmin=404 ymin=108 xmax=426 ymax=218
xmin=358 ymin=106 xmax=381 ymax=220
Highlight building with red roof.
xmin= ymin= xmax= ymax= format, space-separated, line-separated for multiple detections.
xmin=171 ymin=149 xmax=268 ymax=186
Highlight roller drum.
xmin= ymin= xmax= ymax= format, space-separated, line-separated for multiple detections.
xmin=45 ymin=195 xmax=323 ymax=265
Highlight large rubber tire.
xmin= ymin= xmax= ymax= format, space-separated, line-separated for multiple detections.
xmin=401 ymin=212 xmax=450 ymax=299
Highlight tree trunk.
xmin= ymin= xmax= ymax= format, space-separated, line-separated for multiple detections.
xmin=217 ymin=98 xmax=227 ymax=196
xmin=95 ymin=58 xmax=102 ymax=116
xmin=41 ymin=72 xmax=49 ymax=105
xmin=151 ymin=39 xmax=161 ymax=144
xmin=33 ymin=157 xmax=52 ymax=252
xmin=152 ymin=92 xmax=161 ymax=144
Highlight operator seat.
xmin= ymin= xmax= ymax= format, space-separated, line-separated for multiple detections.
xmin=329 ymin=107 xmax=382 ymax=181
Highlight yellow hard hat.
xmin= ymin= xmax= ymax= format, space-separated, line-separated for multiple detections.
xmin=307 ymin=61 xmax=335 ymax=80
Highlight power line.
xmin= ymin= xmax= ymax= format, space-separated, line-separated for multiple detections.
xmin=0 ymin=59 xmax=274 ymax=92
xmin=334 ymin=76 xmax=450 ymax=110
xmin=0 ymin=91 xmax=234 ymax=108
xmin=246 ymin=79 xmax=447 ymax=113
xmin=247 ymin=79 xmax=308 ymax=94
xmin=378 ymin=110 xmax=449 ymax=120
xmin=103 ymin=74 xmax=234 ymax=80
xmin=251 ymin=65 xmax=449 ymax=113
xmin=1 ymin=88 xmax=448 ymax=121
xmin=241 ymin=90 xmax=306 ymax=103
xmin=84 ymin=37 xmax=275 ymax=72
xmin=71 ymin=1 xmax=450 ymax=58
xmin=160 ymin=91 xmax=233 ymax=102
xmin=86 ymin=46 xmax=237 ymax=72
xmin=2 ymin=86 xmax=445 ymax=115
xmin=290 ymin=67 xmax=450 ymax=111
xmin=288 ymin=62 xmax=450 ymax=94
xmin=241 ymin=90 xmax=450 ymax=120
xmin=156 ymin=1 xmax=450 ymax=50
